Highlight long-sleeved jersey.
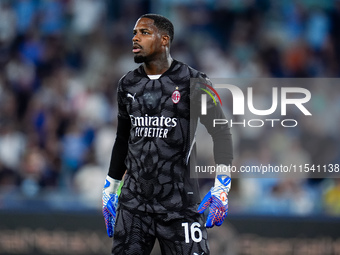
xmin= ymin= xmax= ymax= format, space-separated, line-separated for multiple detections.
xmin=108 ymin=60 xmax=232 ymax=218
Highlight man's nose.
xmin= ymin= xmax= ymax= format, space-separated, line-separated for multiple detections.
xmin=132 ymin=33 xmax=140 ymax=42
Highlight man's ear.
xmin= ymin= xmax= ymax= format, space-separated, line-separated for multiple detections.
xmin=161 ymin=34 xmax=170 ymax=46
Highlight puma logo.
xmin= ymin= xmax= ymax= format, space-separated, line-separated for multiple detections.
xmin=127 ymin=93 xmax=136 ymax=101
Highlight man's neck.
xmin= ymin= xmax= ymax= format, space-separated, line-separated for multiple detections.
xmin=143 ymin=55 xmax=173 ymax=75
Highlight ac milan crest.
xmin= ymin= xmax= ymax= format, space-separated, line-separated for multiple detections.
xmin=172 ymin=90 xmax=181 ymax=104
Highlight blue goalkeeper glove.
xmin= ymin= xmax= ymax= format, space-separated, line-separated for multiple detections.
xmin=102 ymin=176 xmax=122 ymax=237
xmin=198 ymin=174 xmax=231 ymax=228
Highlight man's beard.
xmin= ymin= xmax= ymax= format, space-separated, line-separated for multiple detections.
xmin=134 ymin=55 xmax=147 ymax=63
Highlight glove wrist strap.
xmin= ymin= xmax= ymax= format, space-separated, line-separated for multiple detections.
xmin=104 ymin=175 xmax=121 ymax=194
xmin=214 ymin=164 xmax=231 ymax=190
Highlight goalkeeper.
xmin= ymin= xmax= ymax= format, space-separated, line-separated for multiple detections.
xmin=102 ymin=13 xmax=233 ymax=255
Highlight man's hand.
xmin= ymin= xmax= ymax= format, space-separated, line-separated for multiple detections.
xmin=198 ymin=174 xmax=231 ymax=228
xmin=102 ymin=176 xmax=122 ymax=237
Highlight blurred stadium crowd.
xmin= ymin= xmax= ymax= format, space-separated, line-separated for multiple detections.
xmin=0 ymin=0 xmax=340 ymax=215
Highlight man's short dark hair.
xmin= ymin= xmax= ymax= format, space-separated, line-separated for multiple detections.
xmin=140 ymin=14 xmax=174 ymax=43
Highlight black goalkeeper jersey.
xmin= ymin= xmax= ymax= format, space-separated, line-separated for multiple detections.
xmin=109 ymin=60 xmax=232 ymax=217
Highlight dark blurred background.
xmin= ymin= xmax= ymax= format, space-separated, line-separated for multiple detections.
xmin=0 ymin=0 xmax=340 ymax=254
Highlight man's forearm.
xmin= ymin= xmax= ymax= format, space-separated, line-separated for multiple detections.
xmin=108 ymin=116 xmax=131 ymax=180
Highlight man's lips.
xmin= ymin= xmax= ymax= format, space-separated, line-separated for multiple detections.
xmin=132 ymin=44 xmax=142 ymax=53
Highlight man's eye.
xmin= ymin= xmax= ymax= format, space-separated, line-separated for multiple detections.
xmin=142 ymin=31 xmax=149 ymax=34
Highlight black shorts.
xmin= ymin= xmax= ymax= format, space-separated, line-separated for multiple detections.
xmin=111 ymin=206 xmax=210 ymax=255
